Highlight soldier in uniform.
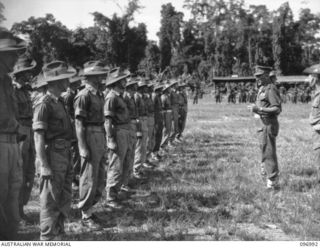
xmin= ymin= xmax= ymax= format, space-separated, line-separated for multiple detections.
xmin=104 ymin=68 xmax=131 ymax=208
xmin=0 ymin=29 xmax=26 ymax=241
xmin=74 ymin=61 xmax=108 ymax=229
xmin=133 ymin=80 xmax=149 ymax=179
xmin=61 ymin=76 xmax=82 ymax=190
xmin=169 ymin=80 xmax=180 ymax=144
xmin=248 ymin=65 xmax=282 ymax=190
xmin=122 ymin=79 xmax=139 ymax=191
xmin=177 ymin=83 xmax=188 ymax=141
xmin=11 ymin=56 xmax=36 ymax=225
xmin=151 ymin=84 xmax=164 ymax=161
xmin=160 ymin=82 xmax=173 ymax=151
xmin=33 ymin=61 xmax=76 ymax=240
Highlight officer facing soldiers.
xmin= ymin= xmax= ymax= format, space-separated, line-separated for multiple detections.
xmin=133 ymin=80 xmax=149 ymax=179
xmin=11 ymin=56 xmax=36 ymax=225
xmin=74 ymin=61 xmax=108 ymax=230
xmin=104 ymin=68 xmax=131 ymax=208
xmin=248 ymin=65 xmax=282 ymax=190
xmin=123 ymin=79 xmax=139 ymax=191
xmin=61 ymin=76 xmax=82 ymax=190
xmin=33 ymin=61 xmax=75 ymax=240
xmin=0 ymin=29 xmax=26 ymax=241
xmin=151 ymin=84 xmax=164 ymax=161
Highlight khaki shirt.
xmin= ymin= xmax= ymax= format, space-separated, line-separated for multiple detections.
xmin=61 ymin=88 xmax=76 ymax=119
xmin=0 ymin=75 xmax=19 ymax=134
xmin=104 ymin=89 xmax=130 ymax=126
xmin=161 ymin=93 xmax=172 ymax=111
xmin=33 ymin=92 xmax=73 ymax=141
xmin=74 ymin=84 xmax=105 ymax=126
xmin=144 ymin=94 xmax=154 ymax=117
xmin=13 ymin=82 xmax=33 ymax=127
xmin=170 ymin=91 xmax=179 ymax=107
xmin=123 ymin=91 xmax=138 ymax=120
xmin=135 ymin=92 xmax=147 ymax=117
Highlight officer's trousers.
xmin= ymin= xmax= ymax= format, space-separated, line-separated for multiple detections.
xmin=0 ymin=135 xmax=22 ymax=240
xmin=18 ymin=125 xmax=35 ymax=210
xmin=78 ymin=126 xmax=106 ymax=212
xmin=259 ymin=117 xmax=279 ymax=180
xmin=160 ymin=111 xmax=172 ymax=148
xmin=106 ymin=127 xmax=131 ymax=201
xmin=40 ymin=140 xmax=72 ymax=241
xmin=134 ymin=117 xmax=148 ymax=173
xmin=153 ymin=113 xmax=163 ymax=153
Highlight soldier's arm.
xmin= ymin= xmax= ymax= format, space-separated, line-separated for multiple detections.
xmin=104 ymin=96 xmax=117 ymax=150
xmin=260 ymin=85 xmax=281 ymax=115
xmin=34 ymin=131 xmax=51 ymax=177
xmin=74 ymin=94 xmax=90 ymax=159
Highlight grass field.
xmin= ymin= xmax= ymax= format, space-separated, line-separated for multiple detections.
xmin=20 ymin=96 xmax=320 ymax=241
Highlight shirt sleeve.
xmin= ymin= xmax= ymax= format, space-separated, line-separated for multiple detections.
xmin=104 ymin=96 xmax=116 ymax=118
xmin=267 ymin=85 xmax=282 ymax=108
xmin=74 ymin=93 xmax=88 ymax=119
xmin=32 ymin=102 xmax=49 ymax=131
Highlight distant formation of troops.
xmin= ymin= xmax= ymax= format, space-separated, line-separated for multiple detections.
xmin=0 ymin=30 xmax=188 ymax=240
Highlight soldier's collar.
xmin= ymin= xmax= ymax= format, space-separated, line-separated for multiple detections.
xmin=85 ymin=84 xmax=98 ymax=95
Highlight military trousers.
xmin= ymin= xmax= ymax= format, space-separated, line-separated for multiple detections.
xmin=147 ymin=115 xmax=155 ymax=155
xmin=153 ymin=113 xmax=163 ymax=153
xmin=40 ymin=139 xmax=72 ymax=241
xmin=258 ymin=117 xmax=280 ymax=180
xmin=0 ymin=134 xmax=22 ymax=240
xmin=160 ymin=110 xmax=172 ymax=148
xmin=170 ymin=106 xmax=179 ymax=141
xmin=71 ymin=141 xmax=80 ymax=183
xmin=122 ymin=121 xmax=137 ymax=187
xmin=177 ymin=106 xmax=187 ymax=139
xmin=78 ymin=126 xmax=106 ymax=212
xmin=18 ymin=125 xmax=35 ymax=209
xmin=106 ymin=127 xmax=131 ymax=201
xmin=134 ymin=117 xmax=148 ymax=173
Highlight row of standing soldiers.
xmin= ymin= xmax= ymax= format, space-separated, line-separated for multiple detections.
xmin=0 ymin=30 xmax=189 ymax=241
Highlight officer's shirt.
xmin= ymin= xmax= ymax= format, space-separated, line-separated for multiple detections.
xmin=256 ymin=84 xmax=281 ymax=118
xmin=123 ymin=91 xmax=138 ymax=120
xmin=33 ymin=92 xmax=73 ymax=141
xmin=0 ymin=75 xmax=19 ymax=134
xmin=74 ymin=84 xmax=105 ymax=126
xmin=104 ymin=89 xmax=130 ymax=126
xmin=134 ymin=92 xmax=147 ymax=117
xmin=13 ymin=82 xmax=33 ymax=127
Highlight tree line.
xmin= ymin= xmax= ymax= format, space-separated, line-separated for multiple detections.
xmin=1 ymin=0 xmax=320 ymax=80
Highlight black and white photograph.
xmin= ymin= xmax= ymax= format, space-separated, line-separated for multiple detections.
xmin=0 ymin=0 xmax=320 ymax=243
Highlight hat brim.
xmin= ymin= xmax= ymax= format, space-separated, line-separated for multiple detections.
xmin=83 ymin=71 xmax=109 ymax=76
xmin=254 ymin=72 xmax=264 ymax=77
xmin=12 ymin=61 xmax=36 ymax=75
xmin=69 ymin=76 xmax=82 ymax=84
xmin=126 ymin=81 xmax=137 ymax=88
xmin=37 ymin=70 xmax=77 ymax=84
xmin=106 ymin=74 xmax=130 ymax=86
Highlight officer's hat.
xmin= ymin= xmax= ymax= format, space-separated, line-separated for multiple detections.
xmin=254 ymin=65 xmax=272 ymax=77
xmin=36 ymin=61 xmax=76 ymax=84
xmin=105 ymin=67 xmax=130 ymax=86
xmin=0 ymin=29 xmax=27 ymax=52
xmin=12 ymin=55 xmax=36 ymax=75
